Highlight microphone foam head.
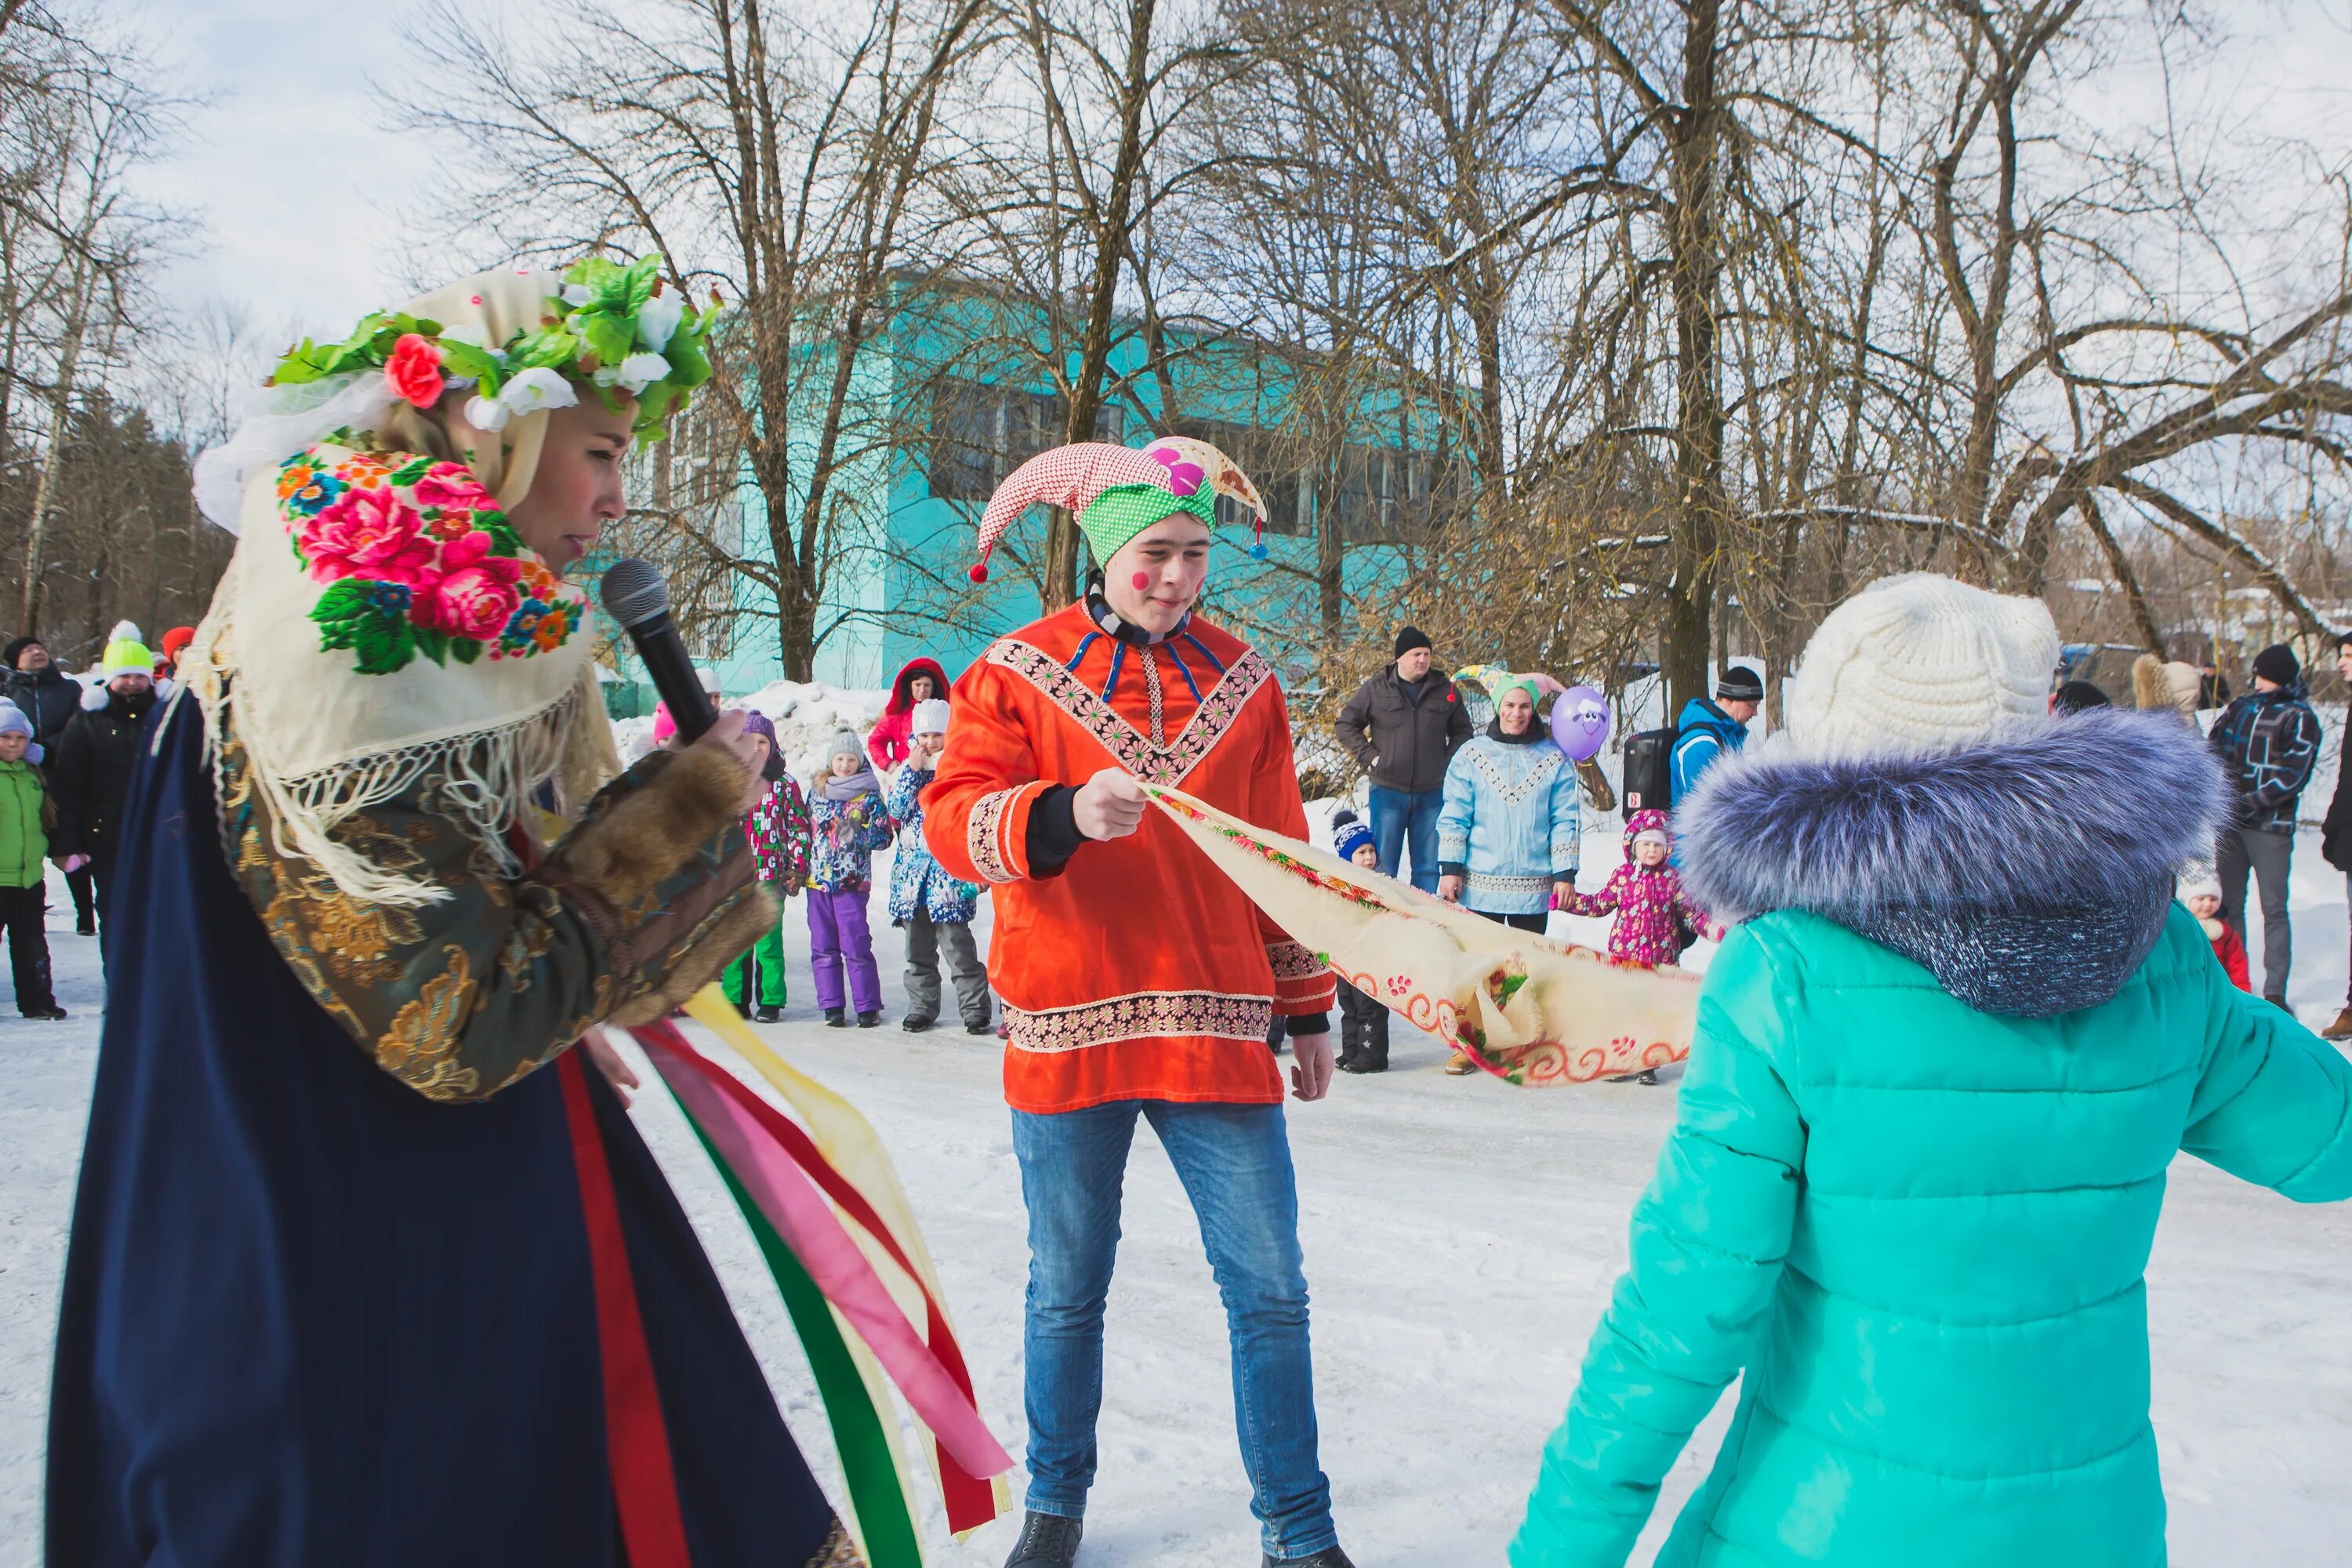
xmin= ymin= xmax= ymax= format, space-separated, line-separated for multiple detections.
xmin=598 ymin=558 xmax=670 ymax=629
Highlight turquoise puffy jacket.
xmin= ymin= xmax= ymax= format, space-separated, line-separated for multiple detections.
xmin=1513 ymin=712 xmax=2352 ymax=1568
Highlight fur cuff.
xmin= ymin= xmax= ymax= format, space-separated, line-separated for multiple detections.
xmin=550 ymin=743 xmax=753 ymax=908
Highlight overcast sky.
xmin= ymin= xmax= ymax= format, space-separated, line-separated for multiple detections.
xmin=136 ymin=1 xmax=2352 ymax=357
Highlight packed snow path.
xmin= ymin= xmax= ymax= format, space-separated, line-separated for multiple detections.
xmin=5 ymin=838 xmax=2351 ymax=1566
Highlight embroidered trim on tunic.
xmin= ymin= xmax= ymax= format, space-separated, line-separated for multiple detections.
xmin=968 ymin=786 xmax=1022 ymax=884
xmin=807 ymin=1520 xmax=866 ymax=1566
xmin=987 ymin=638 xmax=1271 ymax=787
xmin=1462 ymin=742 xmax=1563 ymax=807
xmin=1465 ymin=869 xmax=1556 ymax=899
xmin=1005 ymin=989 xmax=1274 ymax=1054
xmin=1265 ymin=939 xmax=1326 ymax=980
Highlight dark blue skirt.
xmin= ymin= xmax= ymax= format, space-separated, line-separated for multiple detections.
xmin=46 ymin=694 xmax=842 ymax=1566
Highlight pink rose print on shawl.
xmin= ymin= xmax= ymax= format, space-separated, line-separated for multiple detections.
xmin=417 ymin=531 xmax=524 ymax=638
xmin=301 ymin=485 xmax=437 ymax=586
xmin=384 ymin=333 xmax=446 ymax=410
xmin=412 ymin=463 xmax=497 ymax=514
xmin=1147 ymin=444 xmax=1206 ymax=496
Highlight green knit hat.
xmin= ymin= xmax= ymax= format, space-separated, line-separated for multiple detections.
xmin=1076 ymin=483 xmax=1217 ymax=566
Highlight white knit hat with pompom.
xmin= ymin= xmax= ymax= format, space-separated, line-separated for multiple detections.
xmin=1784 ymin=572 xmax=2057 ymax=757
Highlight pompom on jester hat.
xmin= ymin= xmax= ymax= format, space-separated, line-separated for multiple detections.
xmin=965 ymin=434 xmax=1272 ymax=582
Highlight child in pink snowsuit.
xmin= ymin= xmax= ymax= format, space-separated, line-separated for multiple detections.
xmin=1556 ymin=808 xmax=1715 ymax=966
xmin=1557 ymin=808 xmax=1715 ymax=1083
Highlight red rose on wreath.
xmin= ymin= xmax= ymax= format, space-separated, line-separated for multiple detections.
xmin=384 ymin=333 xmax=446 ymax=409
xmin=302 ymin=486 xmax=437 ymax=586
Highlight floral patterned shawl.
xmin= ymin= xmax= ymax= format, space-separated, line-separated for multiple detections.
xmin=183 ymin=270 xmax=613 ymax=906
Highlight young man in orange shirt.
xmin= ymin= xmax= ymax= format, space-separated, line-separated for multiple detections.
xmin=925 ymin=441 xmax=1353 ymax=1568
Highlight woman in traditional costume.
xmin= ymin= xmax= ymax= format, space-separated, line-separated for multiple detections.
xmin=46 ymin=261 xmax=859 ymax=1567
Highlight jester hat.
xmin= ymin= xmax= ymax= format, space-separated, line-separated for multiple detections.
xmin=967 ymin=436 xmax=1270 ymax=583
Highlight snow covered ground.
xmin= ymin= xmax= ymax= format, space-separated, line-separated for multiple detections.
xmin=5 ymin=825 xmax=2352 ymax=1566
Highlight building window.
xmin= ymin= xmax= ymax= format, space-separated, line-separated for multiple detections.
xmin=928 ymin=376 xmax=1123 ymax=500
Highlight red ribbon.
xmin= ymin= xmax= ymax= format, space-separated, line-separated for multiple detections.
xmin=560 ymin=1051 xmax=694 ymax=1568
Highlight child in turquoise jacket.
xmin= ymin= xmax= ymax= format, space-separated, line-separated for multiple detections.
xmin=1514 ymin=574 xmax=2352 ymax=1568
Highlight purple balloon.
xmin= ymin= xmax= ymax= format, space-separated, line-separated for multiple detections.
xmin=1551 ymin=684 xmax=1610 ymax=762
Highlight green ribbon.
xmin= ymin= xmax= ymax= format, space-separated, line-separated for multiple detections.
xmin=673 ymin=1094 xmax=926 ymax=1568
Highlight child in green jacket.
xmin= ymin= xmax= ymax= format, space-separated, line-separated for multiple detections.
xmin=0 ymin=702 xmax=65 ymax=1018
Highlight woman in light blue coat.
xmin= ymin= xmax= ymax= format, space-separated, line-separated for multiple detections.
xmin=1436 ymin=676 xmax=1581 ymax=934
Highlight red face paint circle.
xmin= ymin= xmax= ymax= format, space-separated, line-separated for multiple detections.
xmin=1130 ymin=571 xmax=1152 ymax=590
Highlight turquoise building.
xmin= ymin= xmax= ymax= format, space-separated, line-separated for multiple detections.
xmin=612 ymin=278 xmax=1462 ymax=702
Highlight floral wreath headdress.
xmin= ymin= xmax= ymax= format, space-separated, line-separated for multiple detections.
xmin=193 ymin=255 xmax=720 ymax=532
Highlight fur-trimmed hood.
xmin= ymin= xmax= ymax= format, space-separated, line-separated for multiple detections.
xmin=1677 ymin=708 xmax=2231 ymax=1017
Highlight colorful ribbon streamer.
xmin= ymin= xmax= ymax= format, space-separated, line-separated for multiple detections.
xmin=629 ymin=994 xmax=1012 ymax=1559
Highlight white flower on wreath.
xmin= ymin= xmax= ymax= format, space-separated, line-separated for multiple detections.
xmin=499 ymin=366 xmax=580 ymax=415
xmin=635 ymin=291 xmax=684 ymax=353
xmin=561 ymin=283 xmax=593 ymax=307
xmin=593 ymin=351 xmax=671 ymax=397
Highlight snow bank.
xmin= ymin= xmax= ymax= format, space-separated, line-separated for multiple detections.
xmin=612 ymin=681 xmax=892 ymax=779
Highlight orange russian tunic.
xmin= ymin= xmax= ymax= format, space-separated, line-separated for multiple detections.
xmin=924 ymin=602 xmax=1335 ymax=1113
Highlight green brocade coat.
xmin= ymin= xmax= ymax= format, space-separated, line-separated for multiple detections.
xmin=1513 ymin=710 xmax=2352 ymax=1568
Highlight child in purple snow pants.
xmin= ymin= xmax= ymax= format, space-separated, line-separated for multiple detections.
xmin=806 ymin=727 xmax=895 ymax=1026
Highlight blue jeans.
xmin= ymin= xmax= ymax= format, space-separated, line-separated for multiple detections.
xmin=1368 ymin=784 xmax=1442 ymax=893
xmin=1010 ymin=1100 xmax=1336 ymax=1559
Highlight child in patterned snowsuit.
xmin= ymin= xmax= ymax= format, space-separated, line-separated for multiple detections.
xmin=806 ymin=727 xmax=896 ymax=1027
xmin=1555 ymin=808 xmax=1714 ymax=1082
xmin=726 ymin=710 xmax=809 ymax=1022
xmin=885 ymin=699 xmax=991 ymax=1034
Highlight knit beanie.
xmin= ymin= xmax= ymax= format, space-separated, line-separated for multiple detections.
xmin=911 ymin=698 xmax=950 ymax=736
xmin=1331 ymin=808 xmax=1376 ymax=865
xmin=2176 ymin=866 xmax=2223 ymax=905
xmin=1783 ymin=573 xmax=2056 ymax=757
xmin=651 ymin=700 xmax=677 ymax=746
xmin=1394 ymin=625 xmax=1432 ymax=658
xmin=159 ymin=626 xmax=196 ymax=664
xmin=0 ymin=700 xmax=31 ymax=739
xmin=2 ymin=635 xmax=41 ymax=670
xmin=829 ymin=727 xmax=865 ymax=765
xmin=1715 ymin=664 xmax=1763 ymax=703
xmin=2251 ymin=644 xmax=2300 ymax=687
xmin=739 ymin=709 xmax=779 ymax=751
xmin=99 ymin=620 xmax=154 ymax=681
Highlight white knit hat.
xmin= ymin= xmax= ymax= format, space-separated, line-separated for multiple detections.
xmin=911 ymin=697 xmax=950 ymax=736
xmin=1784 ymin=573 xmax=2056 ymax=757
xmin=2176 ymin=866 xmax=2223 ymax=904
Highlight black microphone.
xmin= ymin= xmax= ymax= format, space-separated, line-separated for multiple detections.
xmin=599 ymin=558 xmax=717 ymax=746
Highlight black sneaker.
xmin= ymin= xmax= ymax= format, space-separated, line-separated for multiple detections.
xmin=824 ymin=1008 xmax=847 ymax=1029
xmin=75 ymin=924 xmax=96 ymax=938
xmin=902 ymin=1015 xmax=935 ymax=1033
xmin=1263 ymin=1548 xmax=1356 ymax=1568
xmin=1003 ymin=1511 xmax=1082 ymax=1567
xmin=22 ymin=1004 xmax=66 ymax=1020
xmin=965 ymin=1020 xmax=993 ymax=1035
xmin=753 ymin=1005 xmax=781 ymax=1023
xmin=857 ymin=1010 xmax=882 ymax=1029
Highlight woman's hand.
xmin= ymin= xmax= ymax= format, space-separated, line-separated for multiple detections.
xmin=579 ymin=1025 xmax=641 ymax=1106
xmin=1552 ymin=879 xmax=1574 ymax=909
xmin=689 ymin=710 xmax=768 ymax=812
xmin=1439 ymin=873 xmax=1463 ymax=903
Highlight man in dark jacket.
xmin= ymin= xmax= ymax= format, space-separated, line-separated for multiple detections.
xmin=1335 ymin=626 xmax=1472 ymax=893
xmin=2208 ymin=642 xmax=2321 ymax=1006
xmin=2319 ymin=634 xmax=2352 ymax=1039
xmin=52 ymin=644 xmax=160 ymax=943
xmin=4 ymin=634 xmax=96 ymax=934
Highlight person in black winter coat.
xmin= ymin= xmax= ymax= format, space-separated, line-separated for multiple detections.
xmin=2319 ymin=634 xmax=2352 ymax=1040
xmin=1329 ymin=810 xmax=1392 ymax=1073
xmin=52 ymin=662 xmax=161 ymax=938
xmin=1334 ymin=626 xmax=1473 ymax=893
xmin=2207 ymin=642 xmax=2323 ymax=1005
xmin=4 ymin=633 xmax=97 ymax=934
